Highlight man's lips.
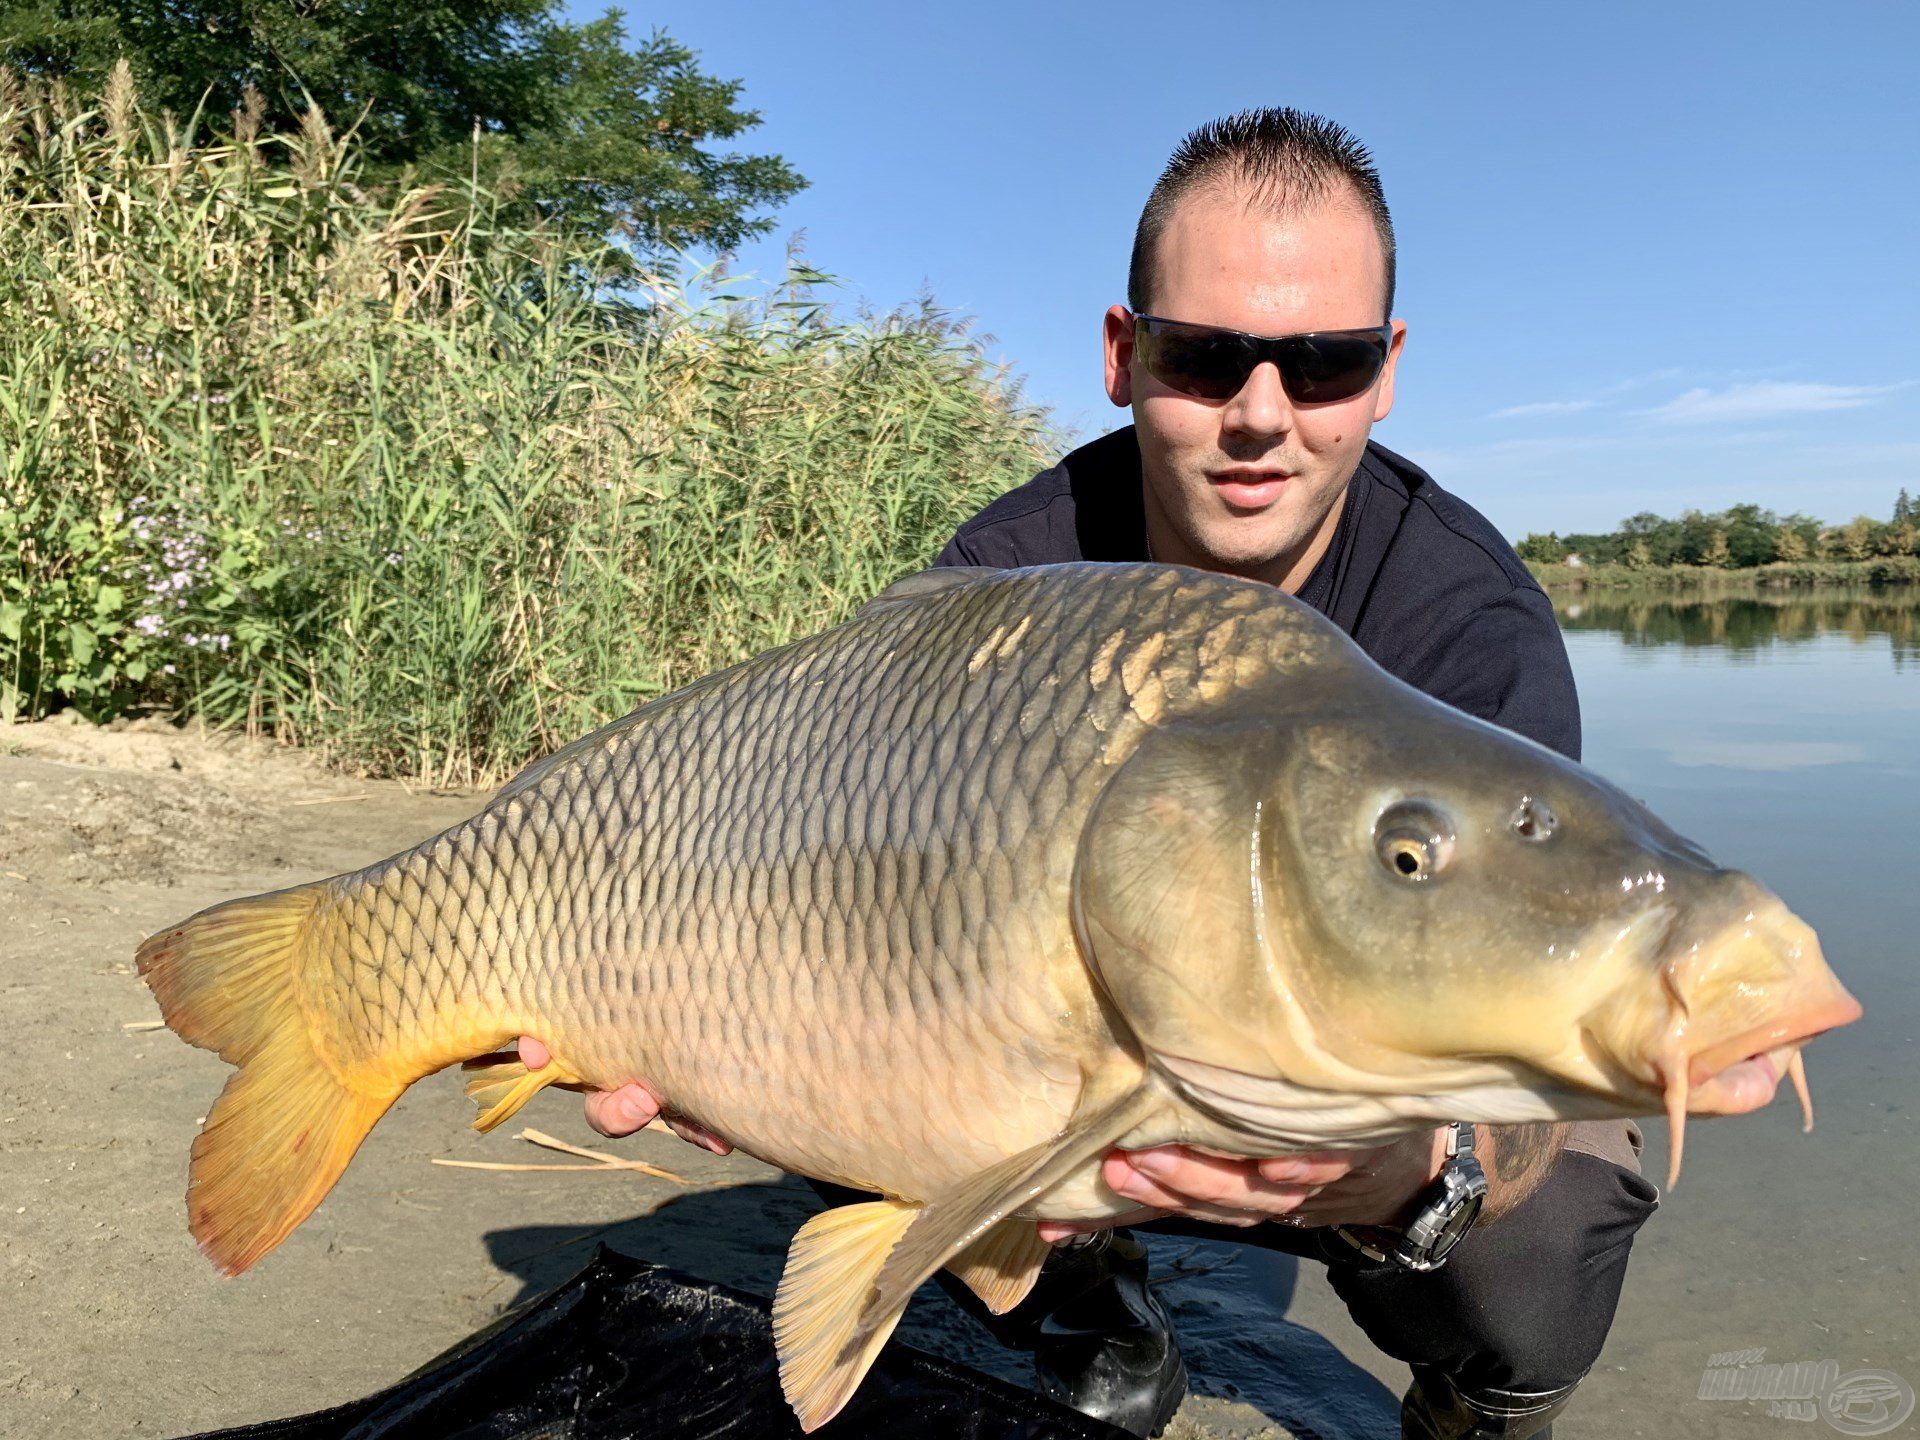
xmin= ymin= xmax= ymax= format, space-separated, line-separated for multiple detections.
xmin=1208 ymin=470 xmax=1296 ymax=508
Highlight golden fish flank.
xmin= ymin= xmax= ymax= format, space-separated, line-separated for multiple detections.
xmin=137 ymin=561 xmax=1860 ymax=1430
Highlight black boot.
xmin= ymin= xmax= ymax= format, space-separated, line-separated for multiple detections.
xmin=1401 ymin=1366 xmax=1577 ymax=1439
xmin=1028 ymin=1231 xmax=1189 ymax=1439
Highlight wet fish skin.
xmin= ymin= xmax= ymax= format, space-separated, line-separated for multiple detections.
xmin=310 ymin=565 xmax=1311 ymax=1198
xmin=136 ymin=561 xmax=1859 ymax=1430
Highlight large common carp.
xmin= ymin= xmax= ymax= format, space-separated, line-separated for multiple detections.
xmin=139 ymin=562 xmax=1859 ymax=1429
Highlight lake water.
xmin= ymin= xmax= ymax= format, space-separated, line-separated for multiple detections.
xmin=1545 ymin=591 xmax=1918 ymax=1436
xmin=1128 ymin=590 xmax=1920 ymax=1439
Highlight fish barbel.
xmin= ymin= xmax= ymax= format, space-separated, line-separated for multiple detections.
xmin=137 ymin=563 xmax=1860 ymax=1428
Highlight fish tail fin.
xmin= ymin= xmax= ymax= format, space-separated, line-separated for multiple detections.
xmin=136 ymin=885 xmax=400 ymax=1276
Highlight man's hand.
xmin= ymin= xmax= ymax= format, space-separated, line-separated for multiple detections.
xmin=515 ymin=1036 xmax=733 ymax=1155
xmin=1035 ymin=1129 xmax=1447 ymax=1244
xmin=1033 ymin=1122 xmax=1572 ymax=1245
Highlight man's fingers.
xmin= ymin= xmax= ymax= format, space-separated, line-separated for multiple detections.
xmin=516 ymin=1035 xmax=551 ymax=1071
xmin=1110 ymin=1146 xmax=1318 ymax=1215
xmin=584 ymin=1083 xmax=662 ymax=1138
xmin=1102 ymin=1150 xmax=1299 ymax=1224
xmin=665 ymin=1117 xmax=734 ymax=1155
xmin=1255 ymin=1153 xmax=1359 ymax=1186
xmin=1037 ymin=1209 xmax=1162 ymax=1244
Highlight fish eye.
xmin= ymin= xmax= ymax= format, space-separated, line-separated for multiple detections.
xmin=1510 ymin=796 xmax=1559 ymax=843
xmin=1373 ymin=801 xmax=1455 ymax=883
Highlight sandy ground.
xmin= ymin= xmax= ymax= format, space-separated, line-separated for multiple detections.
xmin=0 ymin=717 xmax=1402 ymax=1440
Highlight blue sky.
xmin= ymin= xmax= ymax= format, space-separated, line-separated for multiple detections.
xmin=567 ymin=2 xmax=1919 ymax=540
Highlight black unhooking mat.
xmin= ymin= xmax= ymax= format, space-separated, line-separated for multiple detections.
xmin=180 ymin=1246 xmax=1130 ymax=1440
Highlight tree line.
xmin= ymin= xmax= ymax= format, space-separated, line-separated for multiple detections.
xmin=1518 ymin=492 xmax=1920 ymax=569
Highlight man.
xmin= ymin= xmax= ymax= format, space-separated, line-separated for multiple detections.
xmin=523 ymin=109 xmax=1658 ymax=1440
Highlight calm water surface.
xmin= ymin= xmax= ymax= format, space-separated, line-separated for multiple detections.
xmin=1546 ymin=592 xmax=1918 ymax=1436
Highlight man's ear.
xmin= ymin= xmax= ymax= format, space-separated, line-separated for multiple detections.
xmin=1371 ymin=319 xmax=1408 ymax=424
xmin=1102 ymin=305 xmax=1135 ymax=408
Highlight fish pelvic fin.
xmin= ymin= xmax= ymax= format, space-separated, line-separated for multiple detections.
xmin=853 ymin=1082 xmax=1164 ymax=1348
xmin=460 ymin=1054 xmax=586 ymax=1133
xmin=136 ymin=884 xmax=402 ymax=1277
xmin=773 ymin=1199 xmax=921 ymax=1431
xmin=946 ymin=1218 xmax=1051 ymax=1315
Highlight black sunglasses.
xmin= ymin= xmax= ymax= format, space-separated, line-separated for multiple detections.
xmin=1130 ymin=313 xmax=1393 ymax=404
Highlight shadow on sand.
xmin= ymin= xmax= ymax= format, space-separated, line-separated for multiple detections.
xmin=481 ymin=1178 xmax=1399 ymax=1440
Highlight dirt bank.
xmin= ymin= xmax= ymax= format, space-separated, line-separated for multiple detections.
xmin=1 ymin=717 xmax=1370 ymax=1439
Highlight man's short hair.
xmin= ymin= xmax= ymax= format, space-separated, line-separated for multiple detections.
xmin=1127 ymin=108 xmax=1396 ymax=322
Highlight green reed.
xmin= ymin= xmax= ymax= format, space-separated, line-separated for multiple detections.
xmin=0 ymin=67 xmax=1057 ymax=784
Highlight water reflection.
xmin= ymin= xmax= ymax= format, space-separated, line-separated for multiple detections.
xmin=1552 ymin=587 xmax=1920 ymax=663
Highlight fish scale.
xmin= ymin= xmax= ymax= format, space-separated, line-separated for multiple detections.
xmin=137 ymin=560 xmax=1859 ymax=1431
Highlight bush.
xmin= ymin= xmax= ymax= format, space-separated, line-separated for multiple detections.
xmin=0 ymin=72 xmax=1058 ymax=782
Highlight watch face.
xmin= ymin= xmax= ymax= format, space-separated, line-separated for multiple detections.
xmin=1433 ymin=1188 xmax=1484 ymax=1255
xmin=1397 ymin=1165 xmax=1488 ymax=1269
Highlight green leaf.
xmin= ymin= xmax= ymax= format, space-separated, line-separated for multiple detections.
xmin=68 ymin=623 xmax=97 ymax=668
xmin=0 ymin=601 xmax=22 ymax=642
xmin=96 ymin=585 xmax=126 ymax=616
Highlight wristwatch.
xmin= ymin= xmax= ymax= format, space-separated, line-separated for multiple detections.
xmin=1334 ymin=1122 xmax=1488 ymax=1272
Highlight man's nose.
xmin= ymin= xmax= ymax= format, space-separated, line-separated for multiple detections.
xmin=1222 ymin=360 xmax=1294 ymax=441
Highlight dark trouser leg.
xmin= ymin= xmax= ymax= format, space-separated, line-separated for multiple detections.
xmin=1321 ymin=1152 xmax=1656 ymax=1434
xmin=1141 ymin=1151 xmax=1657 ymax=1438
xmin=804 ymin=1178 xmax=1188 ymax=1436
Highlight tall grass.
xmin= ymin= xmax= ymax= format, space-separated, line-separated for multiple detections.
xmin=0 ymin=69 xmax=1058 ymax=784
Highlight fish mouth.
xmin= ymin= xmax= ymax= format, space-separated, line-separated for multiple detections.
xmin=1653 ymin=989 xmax=1862 ymax=1188
xmin=1684 ymin=995 xmax=1864 ymax=1103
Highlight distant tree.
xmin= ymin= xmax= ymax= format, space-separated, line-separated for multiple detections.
xmin=1701 ymin=530 xmax=1734 ymax=569
xmin=1617 ymin=510 xmax=1679 ymax=566
xmin=0 ymin=2 xmax=804 ymax=252
xmin=1886 ymin=520 xmax=1919 ymax=558
xmin=1625 ymin=537 xmax=1653 ymax=569
xmin=1895 ymin=488 xmax=1915 ymax=526
xmin=1516 ymin=532 xmax=1568 ymax=563
xmin=1830 ymin=517 xmax=1877 ymax=562
xmin=1676 ymin=509 xmax=1719 ymax=566
xmin=1774 ymin=524 xmax=1811 ymax=562
xmin=1719 ymin=502 xmax=1779 ymax=567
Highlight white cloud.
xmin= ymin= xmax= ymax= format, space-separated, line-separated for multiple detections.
xmin=1489 ymin=399 xmax=1600 ymax=420
xmin=1486 ymin=369 xmax=1694 ymax=422
xmin=1645 ymin=381 xmax=1912 ymax=425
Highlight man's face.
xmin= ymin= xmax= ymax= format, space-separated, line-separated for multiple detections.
xmin=1104 ymin=185 xmax=1407 ymax=590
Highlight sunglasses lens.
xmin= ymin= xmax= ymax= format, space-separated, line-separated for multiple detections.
xmin=1136 ymin=323 xmax=1253 ymax=401
xmin=1283 ymin=332 xmax=1389 ymax=404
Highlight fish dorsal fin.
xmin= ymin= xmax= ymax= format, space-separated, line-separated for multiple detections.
xmin=773 ymin=1199 xmax=921 ymax=1431
xmin=854 ymin=566 xmax=998 ymax=618
xmin=945 ymin=1218 xmax=1051 ymax=1315
xmin=851 ymin=1080 xmax=1163 ymax=1349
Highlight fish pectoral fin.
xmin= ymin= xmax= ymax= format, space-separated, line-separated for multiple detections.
xmin=853 ymin=1082 xmax=1163 ymax=1346
xmin=460 ymin=1054 xmax=584 ymax=1134
xmin=946 ymin=1218 xmax=1051 ymax=1315
xmin=773 ymin=1199 xmax=921 ymax=1431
